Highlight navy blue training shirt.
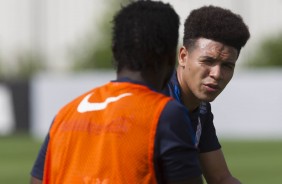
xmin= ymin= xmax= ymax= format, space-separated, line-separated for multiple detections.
xmin=163 ymin=71 xmax=221 ymax=153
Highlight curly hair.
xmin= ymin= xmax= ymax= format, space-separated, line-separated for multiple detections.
xmin=183 ymin=5 xmax=250 ymax=53
xmin=112 ymin=0 xmax=180 ymax=73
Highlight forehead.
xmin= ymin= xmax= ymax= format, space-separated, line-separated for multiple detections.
xmin=194 ymin=38 xmax=238 ymax=61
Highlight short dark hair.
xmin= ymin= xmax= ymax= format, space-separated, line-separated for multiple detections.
xmin=112 ymin=0 xmax=179 ymax=73
xmin=183 ymin=5 xmax=250 ymax=53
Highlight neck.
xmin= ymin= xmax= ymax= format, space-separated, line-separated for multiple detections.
xmin=117 ymin=69 xmax=143 ymax=82
xmin=117 ymin=69 xmax=162 ymax=91
xmin=182 ymin=93 xmax=201 ymax=112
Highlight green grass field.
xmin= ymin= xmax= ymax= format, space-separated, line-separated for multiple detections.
xmin=220 ymin=139 xmax=282 ymax=184
xmin=0 ymin=134 xmax=281 ymax=184
xmin=0 ymin=133 xmax=42 ymax=184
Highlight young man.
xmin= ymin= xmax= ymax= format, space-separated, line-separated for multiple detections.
xmin=164 ymin=6 xmax=250 ymax=184
xmin=30 ymin=1 xmax=203 ymax=184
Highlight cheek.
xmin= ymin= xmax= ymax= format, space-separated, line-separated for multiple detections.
xmin=185 ymin=66 xmax=202 ymax=89
xmin=194 ymin=65 xmax=209 ymax=81
xmin=185 ymin=66 xmax=196 ymax=83
xmin=222 ymin=71 xmax=234 ymax=87
xmin=224 ymin=70 xmax=234 ymax=80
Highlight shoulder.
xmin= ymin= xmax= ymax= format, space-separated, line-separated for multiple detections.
xmin=158 ymin=100 xmax=195 ymax=144
xmin=155 ymin=100 xmax=202 ymax=182
xmin=161 ymin=100 xmax=189 ymax=123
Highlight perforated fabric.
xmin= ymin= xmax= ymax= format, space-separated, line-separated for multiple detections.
xmin=43 ymin=82 xmax=171 ymax=184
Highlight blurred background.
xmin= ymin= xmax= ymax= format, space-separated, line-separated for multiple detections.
xmin=0 ymin=0 xmax=281 ymax=183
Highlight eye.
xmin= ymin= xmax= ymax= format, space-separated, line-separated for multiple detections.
xmin=203 ymin=58 xmax=214 ymax=65
xmin=199 ymin=56 xmax=217 ymax=66
xmin=223 ymin=63 xmax=235 ymax=70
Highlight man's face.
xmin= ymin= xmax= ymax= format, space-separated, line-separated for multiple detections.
xmin=178 ymin=38 xmax=238 ymax=102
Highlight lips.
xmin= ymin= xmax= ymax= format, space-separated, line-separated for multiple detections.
xmin=203 ymin=83 xmax=220 ymax=92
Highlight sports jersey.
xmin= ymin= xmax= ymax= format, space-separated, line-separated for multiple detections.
xmin=163 ymin=71 xmax=221 ymax=153
xmin=31 ymin=78 xmax=202 ymax=183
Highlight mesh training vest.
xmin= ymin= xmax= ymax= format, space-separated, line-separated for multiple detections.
xmin=43 ymin=82 xmax=171 ymax=184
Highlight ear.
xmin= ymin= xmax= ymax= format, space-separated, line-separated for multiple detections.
xmin=178 ymin=46 xmax=188 ymax=67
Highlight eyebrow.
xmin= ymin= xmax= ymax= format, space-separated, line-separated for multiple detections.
xmin=199 ymin=56 xmax=217 ymax=60
xmin=199 ymin=56 xmax=236 ymax=66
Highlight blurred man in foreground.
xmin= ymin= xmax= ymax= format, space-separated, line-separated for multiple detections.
xmin=30 ymin=1 xmax=203 ymax=183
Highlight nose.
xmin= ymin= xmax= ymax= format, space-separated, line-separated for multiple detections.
xmin=209 ymin=65 xmax=222 ymax=80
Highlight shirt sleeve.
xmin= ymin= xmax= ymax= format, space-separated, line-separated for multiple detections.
xmin=30 ymin=133 xmax=49 ymax=180
xmin=198 ymin=103 xmax=221 ymax=153
xmin=154 ymin=100 xmax=202 ymax=183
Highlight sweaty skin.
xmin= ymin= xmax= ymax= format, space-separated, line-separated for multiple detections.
xmin=177 ymin=38 xmax=238 ymax=111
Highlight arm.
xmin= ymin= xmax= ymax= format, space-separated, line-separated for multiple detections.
xmin=30 ymin=134 xmax=50 ymax=184
xmin=200 ymin=149 xmax=241 ymax=184
xmin=30 ymin=176 xmax=42 ymax=184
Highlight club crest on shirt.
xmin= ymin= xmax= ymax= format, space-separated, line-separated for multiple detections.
xmin=199 ymin=102 xmax=207 ymax=114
